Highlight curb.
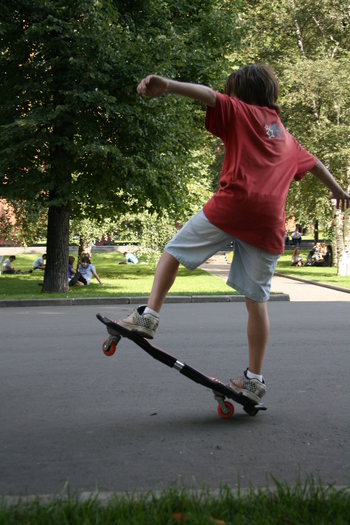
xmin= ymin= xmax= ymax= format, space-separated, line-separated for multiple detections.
xmin=0 ymin=294 xmax=290 ymax=308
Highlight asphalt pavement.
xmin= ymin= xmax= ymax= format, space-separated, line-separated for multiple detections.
xmin=1 ymin=297 xmax=349 ymax=500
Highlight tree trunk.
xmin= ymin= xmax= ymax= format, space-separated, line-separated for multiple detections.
xmin=336 ymin=207 xmax=350 ymax=277
xmin=333 ymin=207 xmax=342 ymax=271
xmin=340 ymin=205 xmax=350 ymax=276
xmin=42 ymin=204 xmax=70 ymax=293
xmin=338 ymin=169 xmax=350 ymax=276
xmin=333 ymin=206 xmax=350 ymax=277
xmin=345 ymin=208 xmax=350 ymax=276
xmin=78 ymin=235 xmax=93 ymax=265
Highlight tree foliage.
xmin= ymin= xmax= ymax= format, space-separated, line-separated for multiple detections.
xmin=0 ymin=200 xmax=47 ymax=246
xmin=0 ymin=0 xmax=241 ymax=290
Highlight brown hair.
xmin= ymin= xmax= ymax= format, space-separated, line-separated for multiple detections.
xmin=225 ymin=64 xmax=281 ymax=114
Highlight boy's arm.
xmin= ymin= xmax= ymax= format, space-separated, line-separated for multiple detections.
xmin=93 ymin=271 xmax=102 ymax=285
xmin=137 ymin=75 xmax=217 ymax=107
xmin=310 ymin=160 xmax=350 ymax=210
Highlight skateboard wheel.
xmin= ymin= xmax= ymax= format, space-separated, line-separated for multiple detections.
xmin=217 ymin=401 xmax=234 ymax=419
xmin=102 ymin=339 xmax=117 ymax=357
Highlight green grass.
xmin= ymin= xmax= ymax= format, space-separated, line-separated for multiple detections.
xmin=1 ymin=479 xmax=349 ymax=524
xmin=2 ymin=250 xmax=349 ymax=301
xmin=276 ymin=252 xmax=350 ymax=290
xmin=0 ymin=252 xmax=237 ymax=301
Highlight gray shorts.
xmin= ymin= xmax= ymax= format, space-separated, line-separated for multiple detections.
xmin=165 ymin=210 xmax=280 ymax=302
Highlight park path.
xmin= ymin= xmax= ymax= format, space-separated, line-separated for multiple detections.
xmin=200 ymin=254 xmax=350 ymax=302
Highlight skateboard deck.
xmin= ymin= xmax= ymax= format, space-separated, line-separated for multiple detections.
xmin=96 ymin=313 xmax=266 ymax=418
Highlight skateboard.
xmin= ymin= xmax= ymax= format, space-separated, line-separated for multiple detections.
xmin=96 ymin=313 xmax=267 ymax=419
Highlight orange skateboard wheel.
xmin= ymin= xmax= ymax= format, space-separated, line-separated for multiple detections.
xmin=217 ymin=401 xmax=234 ymax=418
xmin=102 ymin=338 xmax=117 ymax=356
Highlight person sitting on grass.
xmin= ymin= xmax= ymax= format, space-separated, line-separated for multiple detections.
xmin=68 ymin=256 xmax=84 ymax=287
xmin=120 ymin=252 xmax=138 ymax=264
xmin=33 ymin=254 xmax=46 ymax=270
xmin=2 ymin=255 xmax=21 ymax=274
xmin=116 ymin=65 xmax=350 ymax=405
xmin=77 ymin=256 xmax=103 ymax=286
xmin=319 ymin=242 xmax=327 ymax=258
xmin=313 ymin=245 xmax=333 ymax=267
xmin=291 ymin=248 xmax=303 ymax=267
xmin=305 ymin=250 xmax=316 ymax=266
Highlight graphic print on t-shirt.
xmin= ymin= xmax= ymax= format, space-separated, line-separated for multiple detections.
xmin=265 ymin=123 xmax=282 ymax=139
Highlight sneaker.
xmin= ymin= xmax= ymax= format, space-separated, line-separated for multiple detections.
xmin=118 ymin=305 xmax=159 ymax=339
xmin=228 ymin=368 xmax=266 ymax=404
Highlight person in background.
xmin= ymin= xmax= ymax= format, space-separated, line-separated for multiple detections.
xmin=78 ymin=256 xmax=103 ymax=285
xmin=284 ymin=231 xmax=290 ymax=246
xmin=33 ymin=253 xmax=46 ymax=270
xmin=305 ymin=250 xmax=316 ymax=266
xmin=320 ymin=242 xmax=327 ymax=257
xmin=124 ymin=252 xmax=138 ymax=264
xmin=313 ymin=245 xmax=333 ymax=267
xmin=291 ymin=247 xmax=303 ymax=266
xmin=2 ymin=255 xmax=21 ymax=274
xmin=291 ymin=228 xmax=302 ymax=246
xmin=68 ymin=256 xmax=84 ymax=286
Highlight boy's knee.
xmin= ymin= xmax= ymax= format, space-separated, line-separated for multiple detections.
xmin=245 ymin=297 xmax=267 ymax=312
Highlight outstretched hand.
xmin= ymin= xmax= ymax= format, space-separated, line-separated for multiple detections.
xmin=329 ymin=191 xmax=350 ymax=211
xmin=137 ymin=75 xmax=169 ymax=98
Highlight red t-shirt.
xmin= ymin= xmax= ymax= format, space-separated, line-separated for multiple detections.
xmin=203 ymin=93 xmax=317 ymax=254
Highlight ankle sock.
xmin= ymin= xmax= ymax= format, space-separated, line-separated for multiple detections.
xmin=144 ymin=307 xmax=159 ymax=318
xmin=246 ymin=369 xmax=263 ymax=382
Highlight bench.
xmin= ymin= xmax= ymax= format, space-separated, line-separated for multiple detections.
xmin=222 ymin=240 xmax=320 ymax=252
xmin=284 ymin=240 xmax=323 ymax=251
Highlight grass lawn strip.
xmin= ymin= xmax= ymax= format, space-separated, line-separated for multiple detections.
xmin=1 ymin=251 xmax=349 ymax=302
xmin=0 ymin=253 xmax=237 ymax=301
xmin=0 ymin=479 xmax=349 ymax=524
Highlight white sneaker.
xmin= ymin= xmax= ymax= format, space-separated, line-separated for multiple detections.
xmin=118 ymin=305 xmax=159 ymax=339
xmin=228 ymin=368 xmax=266 ymax=404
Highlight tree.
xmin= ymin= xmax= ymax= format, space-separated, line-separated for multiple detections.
xmin=0 ymin=0 xmax=241 ymax=291
xmin=0 ymin=200 xmax=47 ymax=246
xmin=69 ymin=214 xmax=119 ymax=264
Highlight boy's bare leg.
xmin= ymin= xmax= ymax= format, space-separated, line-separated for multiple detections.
xmin=147 ymin=251 xmax=180 ymax=313
xmin=245 ymin=297 xmax=270 ymax=375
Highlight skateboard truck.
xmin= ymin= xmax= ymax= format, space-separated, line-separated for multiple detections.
xmin=103 ymin=334 xmax=122 ymax=356
xmin=213 ymin=391 xmax=232 ymax=414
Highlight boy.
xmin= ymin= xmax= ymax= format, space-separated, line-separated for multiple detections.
xmin=117 ymin=65 xmax=350 ymax=403
xmin=77 ymin=256 xmax=103 ymax=286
